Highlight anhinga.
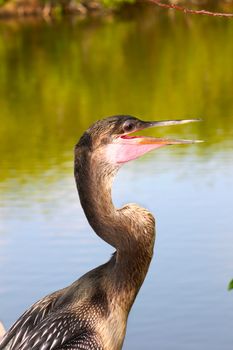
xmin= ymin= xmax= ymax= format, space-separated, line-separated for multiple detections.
xmin=0 ymin=115 xmax=201 ymax=350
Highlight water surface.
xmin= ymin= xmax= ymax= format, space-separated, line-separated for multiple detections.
xmin=0 ymin=6 xmax=233 ymax=349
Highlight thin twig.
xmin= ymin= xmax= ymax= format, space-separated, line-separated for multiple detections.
xmin=148 ymin=0 xmax=233 ymax=18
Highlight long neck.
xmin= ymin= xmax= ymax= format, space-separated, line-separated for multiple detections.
xmin=74 ymin=148 xmax=121 ymax=248
xmin=74 ymin=146 xmax=155 ymax=304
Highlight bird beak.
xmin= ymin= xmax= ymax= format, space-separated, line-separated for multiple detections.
xmin=108 ymin=119 xmax=203 ymax=164
xmin=130 ymin=118 xmax=203 ymax=146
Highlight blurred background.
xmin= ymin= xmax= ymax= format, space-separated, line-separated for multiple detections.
xmin=0 ymin=1 xmax=233 ymax=349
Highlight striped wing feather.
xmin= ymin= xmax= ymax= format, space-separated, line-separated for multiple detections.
xmin=12 ymin=312 xmax=84 ymax=350
xmin=0 ymin=291 xmax=103 ymax=350
xmin=0 ymin=290 xmax=62 ymax=349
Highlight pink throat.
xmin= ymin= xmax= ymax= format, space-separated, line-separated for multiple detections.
xmin=106 ymin=136 xmax=164 ymax=164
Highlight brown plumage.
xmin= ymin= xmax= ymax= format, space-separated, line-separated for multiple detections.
xmin=0 ymin=115 xmax=200 ymax=350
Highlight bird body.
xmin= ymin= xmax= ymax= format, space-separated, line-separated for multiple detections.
xmin=0 ymin=227 xmax=154 ymax=350
xmin=0 ymin=115 xmax=200 ymax=350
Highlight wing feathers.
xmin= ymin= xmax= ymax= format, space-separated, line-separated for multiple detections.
xmin=0 ymin=290 xmax=62 ymax=350
xmin=15 ymin=313 xmax=85 ymax=350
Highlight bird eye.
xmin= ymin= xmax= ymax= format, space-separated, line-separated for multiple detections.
xmin=123 ymin=121 xmax=135 ymax=133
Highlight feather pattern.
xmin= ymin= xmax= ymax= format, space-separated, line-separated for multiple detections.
xmin=9 ymin=313 xmax=96 ymax=350
xmin=0 ymin=290 xmax=62 ymax=349
xmin=0 ymin=302 xmax=104 ymax=350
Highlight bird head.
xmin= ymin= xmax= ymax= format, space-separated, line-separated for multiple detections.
xmin=77 ymin=115 xmax=202 ymax=165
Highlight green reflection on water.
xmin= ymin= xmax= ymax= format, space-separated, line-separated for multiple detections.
xmin=0 ymin=7 xmax=233 ymax=182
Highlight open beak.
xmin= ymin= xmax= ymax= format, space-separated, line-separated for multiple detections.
xmin=120 ymin=119 xmax=203 ymax=146
xmin=109 ymin=118 xmax=203 ymax=164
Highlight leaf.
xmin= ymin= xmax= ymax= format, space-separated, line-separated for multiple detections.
xmin=228 ymin=280 xmax=233 ymax=291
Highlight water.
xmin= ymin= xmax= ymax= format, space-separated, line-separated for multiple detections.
xmin=0 ymin=6 xmax=233 ymax=349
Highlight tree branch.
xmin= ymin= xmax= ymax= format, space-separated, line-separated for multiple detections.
xmin=148 ymin=0 xmax=233 ymax=18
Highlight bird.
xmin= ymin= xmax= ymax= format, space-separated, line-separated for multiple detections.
xmin=0 ymin=115 xmax=201 ymax=350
